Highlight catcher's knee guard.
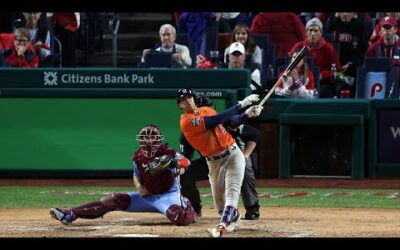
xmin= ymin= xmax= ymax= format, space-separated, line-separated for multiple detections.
xmin=101 ymin=192 xmax=131 ymax=211
xmin=166 ymin=203 xmax=198 ymax=226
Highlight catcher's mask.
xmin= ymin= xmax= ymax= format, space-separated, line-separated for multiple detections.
xmin=136 ymin=125 xmax=164 ymax=158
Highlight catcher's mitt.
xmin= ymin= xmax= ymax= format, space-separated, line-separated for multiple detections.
xmin=144 ymin=155 xmax=177 ymax=175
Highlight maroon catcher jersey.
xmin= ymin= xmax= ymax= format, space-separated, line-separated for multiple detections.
xmin=132 ymin=144 xmax=177 ymax=194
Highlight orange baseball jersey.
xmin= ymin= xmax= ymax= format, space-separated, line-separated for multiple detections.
xmin=180 ymin=106 xmax=235 ymax=157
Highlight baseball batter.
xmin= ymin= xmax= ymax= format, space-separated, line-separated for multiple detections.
xmin=179 ymin=94 xmax=261 ymax=220
xmin=177 ymin=88 xmax=263 ymax=237
xmin=50 ymin=125 xmax=197 ymax=226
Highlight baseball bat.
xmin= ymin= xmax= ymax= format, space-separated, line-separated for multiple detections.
xmin=259 ymin=46 xmax=309 ymax=106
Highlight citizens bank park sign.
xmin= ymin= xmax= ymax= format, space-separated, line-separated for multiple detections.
xmin=43 ymin=71 xmax=155 ymax=86
xmin=0 ymin=68 xmax=250 ymax=89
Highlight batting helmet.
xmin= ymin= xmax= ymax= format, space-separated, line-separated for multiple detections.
xmin=136 ymin=125 xmax=164 ymax=158
xmin=176 ymin=88 xmax=196 ymax=104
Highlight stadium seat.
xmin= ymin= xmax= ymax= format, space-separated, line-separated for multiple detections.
xmin=261 ymin=44 xmax=276 ymax=89
xmin=204 ymin=19 xmax=219 ymax=58
xmin=218 ymin=32 xmax=231 ymax=53
xmin=0 ymin=50 xmax=4 ymax=66
xmin=252 ymin=33 xmax=269 ymax=49
xmin=356 ymin=58 xmax=399 ymax=99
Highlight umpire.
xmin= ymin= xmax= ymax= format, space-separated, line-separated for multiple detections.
xmin=179 ymin=95 xmax=261 ymax=220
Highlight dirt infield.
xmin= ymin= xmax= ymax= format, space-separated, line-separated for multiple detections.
xmin=1 ymin=207 xmax=399 ymax=237
xmin=1 ymin=178 xmax=400 ymax=237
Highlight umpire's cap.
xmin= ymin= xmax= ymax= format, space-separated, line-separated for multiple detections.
xmin=176 ymin=88 xmax=196 ymax=104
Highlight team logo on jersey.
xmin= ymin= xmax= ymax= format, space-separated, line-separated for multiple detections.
xmin=191 ymin=117 xmax=200 ymax=126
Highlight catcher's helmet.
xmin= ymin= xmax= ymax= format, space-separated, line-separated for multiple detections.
xmin=136 ymin=125 xmax=164 ymax=158
xmin=176 ymin=88 xmax=196 ymax=104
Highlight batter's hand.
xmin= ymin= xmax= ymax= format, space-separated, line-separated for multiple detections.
xmin=245 ymin=105 xmax=263 ymax=118
xmin=238 ymin=94 xmax=259 ymax=108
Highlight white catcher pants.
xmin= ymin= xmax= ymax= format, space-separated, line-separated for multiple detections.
xmin=206 ymin=144 xmax=245 ymax=213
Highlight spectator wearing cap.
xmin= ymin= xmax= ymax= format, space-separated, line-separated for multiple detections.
xmin=289 ymin=17 xmax=341 ymax=98
xmin=366 ymin=16 xmax=400 ymax=66
xmin=223 ymin=23 xmax=262 ymax=66
xmin=370 ymin=13 xmax=400 ymax=44
xmin=196 ymin=42 xmax=264 ymax=95
xmin=227 ymin=42 xmax=246 ymax=68
xmin=227 ymin=42 xmax=263 ymax=94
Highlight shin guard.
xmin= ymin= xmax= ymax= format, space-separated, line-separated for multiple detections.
xmin=71 ymin=192 xmax=130 ymax=220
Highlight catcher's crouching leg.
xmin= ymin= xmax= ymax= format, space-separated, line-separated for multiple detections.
xmin=166 ymin=200 xmax=198 ymax=226
xmin=71 ymin=192 xmax=131 ymax=220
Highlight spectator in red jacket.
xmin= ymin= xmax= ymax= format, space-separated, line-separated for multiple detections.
xmin=1 ymin=27 xmax=39 ymax=68
xmin=366 ymin=17 xmax=400 ymax=67
xmin=250 ymin=12 xmax=305 ymax=57
xmin=369 ymin=12 xmax=400 ymax=45
xmin=290 ymin=17 xmax=341 ymax=98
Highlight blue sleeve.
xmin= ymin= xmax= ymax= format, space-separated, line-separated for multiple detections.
xmin=133 ymin=162 xmax=141 ymax=177
xmin=204 ymin=104 xmax=242 ymax=129
xmin=226 ymin=112 xmax=249 ymax=128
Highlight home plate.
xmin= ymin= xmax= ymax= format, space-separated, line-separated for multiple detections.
xmin=113 ymin=234 xmax=159 ymax=237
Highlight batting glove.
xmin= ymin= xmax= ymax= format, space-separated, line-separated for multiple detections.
xmin=238 ymin=94 xmax=259 ymax=108
xmin=245 ymin=105 xmax=263 ymax=118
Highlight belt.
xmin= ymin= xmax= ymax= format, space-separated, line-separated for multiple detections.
xmin=206 ymin=145 xmax=237 ymax=161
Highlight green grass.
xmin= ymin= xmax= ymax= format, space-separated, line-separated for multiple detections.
xmin=0 ymin=186 xmax=399 ymax=209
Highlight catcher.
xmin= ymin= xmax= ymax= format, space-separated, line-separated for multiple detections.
xmin=50 ymin=124 xmax=198 ymax=226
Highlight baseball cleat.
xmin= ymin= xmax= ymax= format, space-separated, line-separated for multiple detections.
xmin=208 ymin=224 xmax=226 ymax=238
xmin=50 ymin=208 xmax=73 ymax=225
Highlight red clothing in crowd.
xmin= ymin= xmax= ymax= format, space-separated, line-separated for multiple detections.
xmin=250 ymin=12 xmax=305 ymax=57
xmin=366 ymin=37 xmax=400 ymax=66
xmin=370 ymin=18 xmax=400 ymax=44
xmin=52 ymin=12 xmax=79 ymax=32
xmin=290 ymin=37 xmax=341 ymax=81
xmin=0 ymin=33 xmax=39 ymax=68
